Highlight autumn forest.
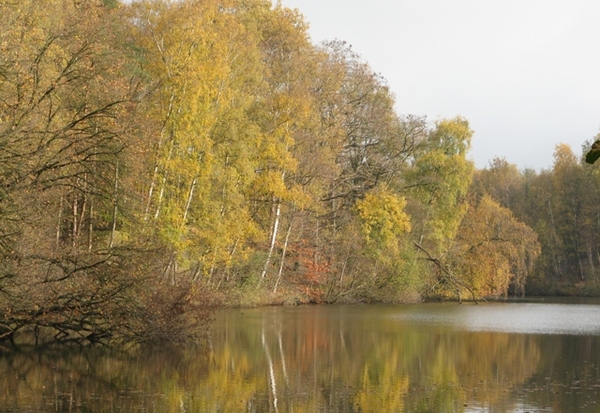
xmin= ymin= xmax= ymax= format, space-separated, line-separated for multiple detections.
xmin=1 ymin=0 xmax=600 ymax=344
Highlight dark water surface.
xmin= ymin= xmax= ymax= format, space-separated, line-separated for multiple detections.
xmin=2 ymin=300 xmax=600 ymax=412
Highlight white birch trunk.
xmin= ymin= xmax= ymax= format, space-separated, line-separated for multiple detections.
xmin=154 ymin=174 xmax=167 ymax=220
xmin=273 ymin=220 xmax=292 ymax=293
xmin=260 ymin=199 xmax=281 ymax=281
xmin=182 ymin=177 xmax=197 ymax=223
xmin=153 ymin=143 xmax=174 ymax=221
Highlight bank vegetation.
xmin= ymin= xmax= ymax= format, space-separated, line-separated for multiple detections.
xmin=1 ymin=0 xmax=598 ymax=344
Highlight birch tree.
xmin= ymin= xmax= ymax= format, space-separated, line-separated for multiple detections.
xmin=128 ymin=0 xmax=265 ymax=280
xmin=406 ymin=117 xmax=474 ymax=256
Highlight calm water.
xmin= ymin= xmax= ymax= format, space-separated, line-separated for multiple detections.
xmin=2 ymin=300 xmax=600 ymax=412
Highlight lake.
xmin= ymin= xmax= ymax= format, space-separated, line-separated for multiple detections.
xmin=2 ymin=299 xmax=600 ymax=412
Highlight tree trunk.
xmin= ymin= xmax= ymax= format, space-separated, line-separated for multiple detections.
xmin=273 ymin=219 xmax=292 ymax=293
xmin=154 ymin=174 xmax=167 ymax=220
xmin=182 ymin=177 xmax=197 ymax=223
xmin=55 ymin=191 xmax=63 ymax=253
xmin=72 ymin=197 xmax=79 ymax=249
xmin=78 ymin=195 xmax=87 ymax=241
xmin=546 ymin=198 xmax=563 ymax=278
xmin=88 ymin=199 xmax=93 ymax=252
xmin=260 ymin=198 xmax=281 ymax=282
xmin=153 ymin=143 xmax=174 ymax=221
xmin=144 ymin=162 xmax=160 ymax=222
xmin=109 ymin=161 xmax=119 ymax=249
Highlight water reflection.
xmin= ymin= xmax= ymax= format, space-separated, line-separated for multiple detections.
xmin=212 ymin=306 xmax=542 ymax=412
xmin=396 ymin=302 xmax=600 ymax=335
xmin=1 ymin=303 xmax=600 ymax=412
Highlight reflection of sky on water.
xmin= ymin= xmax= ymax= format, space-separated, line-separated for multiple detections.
xmin=465 ymin=401 xmax=553 ymax=413
xmin=394 ymin=303 xmax=600 ymax=335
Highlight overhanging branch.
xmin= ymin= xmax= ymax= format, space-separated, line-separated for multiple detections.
xmin=413 ymin=241 xmax=483 ymax=303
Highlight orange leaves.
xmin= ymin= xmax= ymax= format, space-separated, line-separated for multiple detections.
xmin=284 ymin=241 xmax=329 ymax=303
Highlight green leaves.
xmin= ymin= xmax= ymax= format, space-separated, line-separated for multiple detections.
xmin=407 ymin=117 xmax=474 ymax=252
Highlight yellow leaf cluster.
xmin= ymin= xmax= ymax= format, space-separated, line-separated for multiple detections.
xmin=356 ymin=188 xmax=411 ymax=251
xmin=454 ymin=195 xmax=541 ymax=297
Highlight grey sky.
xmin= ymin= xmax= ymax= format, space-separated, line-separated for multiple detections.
xmin=277 ymin=0 xmax=600 ymax=170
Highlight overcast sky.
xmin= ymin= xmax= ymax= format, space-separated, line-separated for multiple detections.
xmin=277 ymin=0 xmax=600 ymax=170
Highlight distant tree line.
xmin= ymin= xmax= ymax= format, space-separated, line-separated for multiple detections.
xmin=0 ymin=0 xmax=596 ymax=344
xmin=475 ymin=143 xmax=600 ymax=295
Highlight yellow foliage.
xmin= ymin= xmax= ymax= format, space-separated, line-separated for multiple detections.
xmin=355 ymin=188 xmax=411 ymax=252
xmin=407 ymin=117 xmax=474 ymax=256
xmin=454 ymin=195 xmax=541 ymax=297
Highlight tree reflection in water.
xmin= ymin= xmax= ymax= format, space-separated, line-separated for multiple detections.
xmin=1 ymin=304 xmax=600 ymax=412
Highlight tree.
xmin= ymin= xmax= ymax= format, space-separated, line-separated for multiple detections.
xmin=348 ymin=187 xmax=414 ymax=300
xmin=451 ymin=195 xmax=540 ymax=297
xmin=472 ymin=157 xmax=523 ymax=210
xmin=0 ymin=0 xmax=213 ymax=344
xmin=406 ymin=117 xmax=474 ymax=256
xmin=241 ymin=2 xmax=317 ymax=286
xmin=303 ymin=42 xmax=427 ymax=302
xmin=125 ymin=0 xmax=267 ymax=283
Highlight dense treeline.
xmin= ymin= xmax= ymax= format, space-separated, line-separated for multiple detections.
xmin=474 ymin=144 xmax=600 ymax=295
xmin=0 ymin=0 xmax=596 ymax=343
